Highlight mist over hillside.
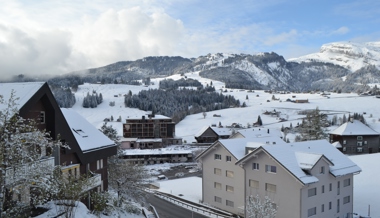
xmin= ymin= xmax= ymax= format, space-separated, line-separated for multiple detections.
xmin=6 ymin=41 xmax=380 ymax=93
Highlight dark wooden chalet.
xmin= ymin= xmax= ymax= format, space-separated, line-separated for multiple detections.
xmin=194 ymin=126 xmax=231 ymax=144
xmin=0 ymin=82 xmax=117 ymax=202
xmin=329 ymin=120 xmax=380 ymax=154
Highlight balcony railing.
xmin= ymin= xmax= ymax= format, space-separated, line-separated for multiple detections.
xmin=5 ymin=156 xmax=55 ymax=185
xmin=83 ymin=173 xmax=102 ymax=192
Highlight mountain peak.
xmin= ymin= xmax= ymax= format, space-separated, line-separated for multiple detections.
xmin=289 ymin=41 xmax=380 ymax=72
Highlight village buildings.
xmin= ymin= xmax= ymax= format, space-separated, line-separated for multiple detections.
xmin=122 ymin=114 xmax=182 ymax=149
xmin=196 ymin=130 xmax=361 ymax=218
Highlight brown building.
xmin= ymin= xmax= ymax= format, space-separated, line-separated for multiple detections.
xmin=0 ymin=82 xmax=117 ymax=206
xmin=329 ymin=120 xmax=380 ymax=154
xmin=123 ymin=114 xmax=181 ymax=147
xmin=194 ymin=126 xmax=231 ymax=144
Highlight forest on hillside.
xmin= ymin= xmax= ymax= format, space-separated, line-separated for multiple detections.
xmin=124 ymin=79 xmax=241 ymax=123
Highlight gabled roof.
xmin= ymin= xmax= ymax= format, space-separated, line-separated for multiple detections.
xmin=332 ymin=141 xmax=342 ymax=148
xmin=61 ymin=108 xmax=115 ymax=153
xmin=329 ymin=120 xmax=379 ymax=136
xmin=195 ymin=137 xmax=251 ymax=161
xmin=194 ymin=126 xmax=231 ymax=138
xmin=0 ymin=82 xmax=45 ymax=110
xmin=236 ymin=128 xmax=283 ymax=139
xmin=237 ymin=139 xmax=361 ymax=185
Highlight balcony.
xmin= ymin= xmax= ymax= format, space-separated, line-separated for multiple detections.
xmin=5 ymin=156 xmax=55 ymax=185
xmin=83 ymin=173 xmax=102 ymax=192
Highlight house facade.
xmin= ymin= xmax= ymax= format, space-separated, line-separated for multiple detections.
xmin=329 ymin=120 xmax=380 ymax=154
xmin=197 ymin=134 xmax=361 ymax=217
xmin=194 ymin=126 xmax=231 ymax=144
xmin=237 ymin=140 xmax=359 ymax=218
xmin=122 ymin=114 xmax=181 ymax=147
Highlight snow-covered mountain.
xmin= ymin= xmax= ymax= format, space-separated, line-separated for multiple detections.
xmin=14 ymin=41 xmax=380 ymax=92
xmin=289 ymin=41 xmax=380 ymax=72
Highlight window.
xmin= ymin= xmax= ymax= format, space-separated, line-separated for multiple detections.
xmin=214 ymin=182 xmax=222 ymax=189
xmin=308 ymin=188 xmax=317 ymax=197
xmin=322 ymin=185 xmax=325 ymax=193
xmin=321 ymin=204 xmax=324 ymax=212
xmin=265 ymin=165 xmax=277 ymax=173
xmin=357 ymin=136 xmax=363 ymax=140
xmin=343 ymin=147 xmax=347 ymax=151
xmin=252 ymin=162 xmax=259 ymax=170
xmin=364 ymin=141 xmax=367 ymax=145
xmin=320 ymin=166 xmax=325 ymax=174
xmin=337 ymin=199 xmax=340 ymax=213
xmin=357 ymin=141 xmax=363 ymax=146
xmin=226 ymin=155 xmax=232 ymax=162
xmin=226 ymin=185 xmax=234 ymax=192
xmin=307 ymin=207 xmax=316 ymax=217
xmin=214 ymin=196 xmax=222 ymax=203
xmin=337 ymin=181 xmax=340 ymax=195
xmin=214 ymin=154 xmax=221 ymax=160
xmin=39 ymin=111 xmax=45 ymax=124
xmin=226 ymin=170 xmax=234 ymax=178
xmin=265 ymin=183 xmax=276 ymax=193
xmin=343 ymin=140 xmax=346 ymax=144
xmin=97 ymin=159 xmax=103 ymax=170
xmin=343 ymin=178 xmax=350 ymax=187
xmin=226 ymin=200 xmax=234 ymax=207
xmin=357 ymin=147 xmax=363 ymax=152
xmin=249 ymin=180 xmax=259 ymax=189
xmin=343 ymin=196 xmax=350 ymax=204
xmin=214 ymin=168 xmax=221 ymax=175
xmin=329 ymin=183 xmax=332 ymax=192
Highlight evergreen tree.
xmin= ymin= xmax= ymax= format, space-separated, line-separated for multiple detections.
xmin=298 ymin=107 xmax=328 ymax=141
xmin=257 ymin=115 xmax=263 ymax=126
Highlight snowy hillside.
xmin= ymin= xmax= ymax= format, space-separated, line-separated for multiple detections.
xmin=289 ymin=41 xmax=380 ymax=72
xmin=71 ymin=72 xmax=380 ymax=143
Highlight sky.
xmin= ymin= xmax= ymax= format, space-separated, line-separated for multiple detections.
xmin=0 ymin=0 xmax=380 ymax=79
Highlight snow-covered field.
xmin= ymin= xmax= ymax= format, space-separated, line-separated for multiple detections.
xmin=71 ymin=72 xmax=380 ymax=217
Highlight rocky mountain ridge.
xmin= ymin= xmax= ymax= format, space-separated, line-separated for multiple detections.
xmin=14 ymin=41 xmax=380 ymax=92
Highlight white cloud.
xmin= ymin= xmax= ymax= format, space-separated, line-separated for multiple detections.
xmin=72 ymin=7 xmax=185 ymax=67
xmin=331 ymin=26 xmax=350 ymax=35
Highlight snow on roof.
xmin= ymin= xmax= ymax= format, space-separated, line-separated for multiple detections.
xmin=295 ymin=152 xmax=322 ymax=170
xmin=61 ymin=108 xmax=115 ymax=152
xmin=211 ymin=127 xmax=231 ymax=136
xmin=194 ymin=126 xmax=210 ymax=137
xmin=126 ymin=114 xmax=171 ymax=120
xmin=0 ymin=82 xmax=45 ymax=111
xmin=219 ymin=138 xmax=252 ymax=160
xmin=237 ymin=128 xmax=283 ymax=138
xmin=194 ymin=126 xmax=231 ymax=138
xmin=123 ymin=146 xmax=192 ymax=155
xmin=332 ymin=141 xmax=342 ymax=148
xmin=329 ymin=120 xmax=379 ymax=136
xmin=260 ymin=140 xmax=361 ymax=184
xmin=136 ymin=138 xmax=162 ymax=143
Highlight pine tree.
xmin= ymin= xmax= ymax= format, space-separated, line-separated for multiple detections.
xmin=298 ymin=107 xmax=328 ymax=141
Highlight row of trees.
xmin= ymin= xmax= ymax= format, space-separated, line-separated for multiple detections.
xmin=82 ymin=91 xmax=103 ymax=108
